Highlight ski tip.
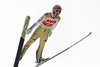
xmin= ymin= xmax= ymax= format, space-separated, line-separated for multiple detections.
xmin=26 ymin=16 xmax=30 ymax=19
xmin=89 ymin=32 xmax=92 ymax=35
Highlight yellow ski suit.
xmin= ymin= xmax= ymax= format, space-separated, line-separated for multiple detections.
xmin=21 ymin=12 xmax=60 ymax=63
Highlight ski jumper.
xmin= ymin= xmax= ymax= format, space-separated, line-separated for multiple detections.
xmin=21 ymin=12 xmax=60 ymax=63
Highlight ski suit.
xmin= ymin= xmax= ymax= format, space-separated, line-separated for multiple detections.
xmin=21 ymin=12 xmax=60 ymax=63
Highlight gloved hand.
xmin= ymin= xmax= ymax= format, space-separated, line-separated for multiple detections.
xmin=27 ymin=28 xmax=32 ymax=35
xmin=49 ymin=31 xmax=52 ymax=37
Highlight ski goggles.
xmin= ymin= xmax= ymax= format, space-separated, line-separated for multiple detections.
xmin=54 ymin=9 xmax=61 ymax=14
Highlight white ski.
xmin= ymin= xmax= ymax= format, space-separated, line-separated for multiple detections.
xmin=35 ymin=32 xmax=92 ymax=67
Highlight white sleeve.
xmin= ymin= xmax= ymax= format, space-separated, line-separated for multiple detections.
xmin=50 ymin=22 xmax=58 ymax=32
xmin=30 ymin=15 xmax=45 ymax=30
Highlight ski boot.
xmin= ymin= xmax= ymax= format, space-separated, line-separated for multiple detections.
xmin=35 ymin=58 xmax=50 ymax=67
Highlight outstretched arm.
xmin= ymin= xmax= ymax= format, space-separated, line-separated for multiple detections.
xmin=49 ymin=17 xmax=60 ymax=37
xmin=48 ymin=23 xmax=58 ymax=37
xmin=27 ymin=15 xmax=45 ymax=34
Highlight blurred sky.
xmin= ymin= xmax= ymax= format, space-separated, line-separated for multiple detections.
xmin=0 ymin=0 xmax=100 ymax=67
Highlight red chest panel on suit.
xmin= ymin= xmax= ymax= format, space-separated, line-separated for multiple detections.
xmin=42 ymin=19 xmax=57 ymax=27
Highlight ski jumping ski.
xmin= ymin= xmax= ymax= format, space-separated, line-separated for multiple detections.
xmin=14 ymin=16 xmax=30 ymax=67
xmin=36 ymin=32 xmax=92 ymax=67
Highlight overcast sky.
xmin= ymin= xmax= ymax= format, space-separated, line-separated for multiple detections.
xmin=0 ymin=0 xmax=100 ymax=67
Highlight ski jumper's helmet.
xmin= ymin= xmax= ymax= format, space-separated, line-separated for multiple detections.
xmin=53 ymin=5 xmax=62 ymax=16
